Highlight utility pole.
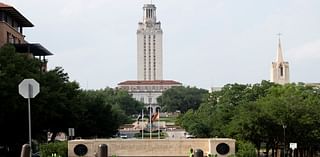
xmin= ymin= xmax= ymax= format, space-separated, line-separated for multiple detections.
xmin=283 ymin=124 xmax=287 ymax=157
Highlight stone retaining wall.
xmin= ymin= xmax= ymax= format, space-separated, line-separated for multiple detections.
xmin=68 ymin=138 xmax=235 ymax=157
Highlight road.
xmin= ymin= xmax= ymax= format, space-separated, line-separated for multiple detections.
xmin=166 ymin=130 xmax=187 ymax=139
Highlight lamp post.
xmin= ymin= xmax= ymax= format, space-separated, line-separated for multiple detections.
xmin=149 ymin=94 xmax=152 ymax=139
xmin=149 ymin=103 xmax=152 ymax=139
xmin=283 ymin=124 xmax=287 ymax=157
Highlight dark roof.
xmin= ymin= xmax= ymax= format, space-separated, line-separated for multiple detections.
xmin=0 ymin=2 xmax=34 ymax=27
xmin=118 ymin=80 xmax=182 ymax=86
xmin=14 ymin=43 xmax=53 ymax=56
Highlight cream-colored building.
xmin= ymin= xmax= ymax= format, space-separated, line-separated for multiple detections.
xmin=137 ymin=4 xmax=163 ymax=80
xmin=118 ymin=3 xmax=182 ymax=112
xmin=118 ymin=80 xmax=181 ymax=113
xmin=270 ymin=36 xmax=289 ymax=84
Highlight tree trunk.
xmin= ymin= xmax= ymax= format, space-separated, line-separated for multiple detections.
xmin=266 ymin=143 xmax=270 ymax=157
xmin=300 ymin=149 xmax=303 ymax=157
xmin=257 ymin=143 xmax=261 ymax=157
xmin=272 ymin=146 xmax=275 ymax=157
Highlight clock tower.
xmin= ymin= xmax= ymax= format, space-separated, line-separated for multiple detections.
xmin=137 ymin=4 xmax=163 ymax=80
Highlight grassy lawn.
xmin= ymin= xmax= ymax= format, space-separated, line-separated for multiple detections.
xmin=159 ymin=116 xmax=177 ymax=123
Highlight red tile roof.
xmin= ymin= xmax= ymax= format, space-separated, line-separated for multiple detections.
xmin=0 ymin=2 xmax=12 ymax=8
xmin=118 ymin=80 xmax=182 ymax=86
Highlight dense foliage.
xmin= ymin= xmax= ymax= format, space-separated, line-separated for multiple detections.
xmin=235 ymin=140 xmax=256 ymax=157
xmin=0 ymin=44 xmax=142 ymax=156
xmin=40 ymin=141 xmax=67 ymax=157
xmin=177 ymin=81 xmax=320 ymax=156
xmin=157 ymin=86 xmax=208 ymax=113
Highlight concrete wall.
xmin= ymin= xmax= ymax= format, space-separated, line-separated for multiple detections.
xmin=68 ymin=138 xmax=235 ymax=157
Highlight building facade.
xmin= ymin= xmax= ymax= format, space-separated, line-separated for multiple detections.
xmin=137 ymin=4 xmax=163 ymax=80
xmin=118 ymin=3 xmax=181 ymax=113
xmin=118 ymin=80 xmax=181 ymax=113
xmin=270 ymin=36 xmax=289 ymax=85
xmin=0 ymin=2 xmax=52 ymax=71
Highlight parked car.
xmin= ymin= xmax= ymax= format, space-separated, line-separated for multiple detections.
xmin=186 ymin=134 xmax=195 ymax=138
xmin=120 ymin=134 xmax=128 ymax=139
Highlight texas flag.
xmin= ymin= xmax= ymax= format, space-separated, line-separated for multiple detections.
xmin=151 ymin=112 xmax=160 ymax=123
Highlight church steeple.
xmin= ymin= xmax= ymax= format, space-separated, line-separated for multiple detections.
xmin=270 ymin=34 xmax=290 ymax=85
xmin=276 ymin=35 xmax=284 ymax=62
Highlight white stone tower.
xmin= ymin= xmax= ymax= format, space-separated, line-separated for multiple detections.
xmin=270 ymin=35 xmax=290 ymax=84
xmin=137 ymin=4 xmax=163 ymax=80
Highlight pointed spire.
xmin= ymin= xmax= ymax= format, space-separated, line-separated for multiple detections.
xmin=276 ymin=33 xmax=284 ymax=62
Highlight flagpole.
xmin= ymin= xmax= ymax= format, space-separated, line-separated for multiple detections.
xmin=142 ymin=109 xmax=144 ymax=139
xmin=149 ymin=103 xmax=152 ymax=139
xmin=158 ymin=109 xmax=160 ymax=139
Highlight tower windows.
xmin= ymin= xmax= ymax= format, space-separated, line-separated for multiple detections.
xmin=138 ymin=4 xmax=162 ymax=80
xmin=279 ymin=64 xmax=284 ymax=77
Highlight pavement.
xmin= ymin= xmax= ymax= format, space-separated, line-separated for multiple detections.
xmin=166 ymin=130 xmax=188 ymax=139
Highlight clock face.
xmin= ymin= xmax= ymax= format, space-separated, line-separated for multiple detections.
xmin=146 ymin=20 xmax=154 ymax=27
xmin=146 ymin=22 xmax=153 ymax=27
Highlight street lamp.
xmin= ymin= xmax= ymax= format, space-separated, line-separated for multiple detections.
xmin=283 ymin=124 xmax=287 ymax=157
xmin=149 ymin=94 xmax=152 ymax=139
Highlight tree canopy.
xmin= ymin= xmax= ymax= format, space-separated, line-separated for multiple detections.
xmin=0 ymin=44 xmax=142 ymax=156
xmin=157 ymin=86 xmax=208 ymax=113
xmin=177 ymin=81 xmax=320 ymax=156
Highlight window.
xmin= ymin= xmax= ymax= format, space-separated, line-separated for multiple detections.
xmin=4 ymin=14 xmax=8 ymax=22
xmin=140 ymin=97 xmax=144 ymax=103
xmin=279 ymin=64 xmax=284 ymax=77
xmin=6 ymin=32 xmax=10 ymax=43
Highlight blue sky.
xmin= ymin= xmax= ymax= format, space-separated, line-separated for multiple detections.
xmin=4 ymin=0 xmax=320 ymax=90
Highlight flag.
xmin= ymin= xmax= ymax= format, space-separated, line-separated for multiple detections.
xmin=136 ymin=114 xmax=142 ymax=124
xmin=151 ymin=112 xmax=160 ymax=123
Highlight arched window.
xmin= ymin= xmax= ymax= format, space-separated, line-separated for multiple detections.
xmin=279 ymin=64 xmax=284 ymax=77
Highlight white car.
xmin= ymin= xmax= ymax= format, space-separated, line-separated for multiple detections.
xmin=186 ymin=134 xmax=195 ymax=138
xmin=120 ymin=134 xmax=128 ymax=139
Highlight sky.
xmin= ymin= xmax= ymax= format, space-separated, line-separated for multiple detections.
xmin=3 ymin=0 xmax=320 ymax=90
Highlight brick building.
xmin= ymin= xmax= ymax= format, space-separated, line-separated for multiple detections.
xmin=0 ymin=2 xmax=52 ymax=71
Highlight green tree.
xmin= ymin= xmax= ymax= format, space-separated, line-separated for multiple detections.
xmin=32 ymin=67 xmax=81 ymax=142
xmin=236 ymin=140 xmax=256 ymax=157
xmin=0 ymin=44 xmax=42 ymax=156
xmin=73 ymin=91 xmax=119 ymax=138
xmin=254 ymin=84 xmax=320 ymax=156
xmin=84 ymin=88 xmax=144 ymax=121
xmin=0 ymin=44 xmax=127 ymax=156
xmin=158 ymin=86 xmax=208 ymax=113
xmin=177 ymin=81 xmax=320 ymax=156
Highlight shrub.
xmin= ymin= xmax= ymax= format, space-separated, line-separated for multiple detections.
xmin=40 ymin=141 xmax=67 ymax=157
xmin=236 ymin=140 xmax=256 ymax=157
